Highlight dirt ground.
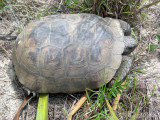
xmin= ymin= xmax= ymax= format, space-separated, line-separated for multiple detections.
xmin=0 ymin=0 xmax=160 ymax=120
xmin=134 ymin=1 xmax=160 ymax=119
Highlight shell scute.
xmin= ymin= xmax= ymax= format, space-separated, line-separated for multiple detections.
xmin=40 ymin=46 xmax=64 ymax=78
xmin=65 ymin=45 xmax=87 ymax=67
xmin=41 ymin=47 xmax=63 ymax=70
xmin=89 ymin=43 xmax=110 ymax=67
xmin=20 ymin=48 xmax=40 ymax=74
xmin=25 ymin=22 xmax=49 ymax=47
xmin=67 ymin=67 xmax=88 ymax=77
xmin=14 ymin=37 xmax=24 ymax=63
xmin=109 ymin=54 xmax=122 ymax=69
xmin=50 ymin=21 xmax=71 ymax=48
xmin=76 ymin=22 xmax=96 ymax=46
xmin=85 ymin=72 xmax=101 ymax=89
xmin=112 ymin=41 xmax=124 ymax=55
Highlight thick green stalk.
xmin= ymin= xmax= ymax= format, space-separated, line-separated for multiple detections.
xmin=36 ymin=93 xmax=49 ymax=120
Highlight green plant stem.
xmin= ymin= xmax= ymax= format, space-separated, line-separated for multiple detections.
xmin=36 ymin=93 xmax=49 ymax=120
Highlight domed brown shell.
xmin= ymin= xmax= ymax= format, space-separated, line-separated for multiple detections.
xmin=12 ymin=14 xmax=124 ymax=93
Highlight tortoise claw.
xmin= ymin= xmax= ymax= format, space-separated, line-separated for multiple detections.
xmin=27 ymin=90 xmax=31 ymax=95
xmin=23 ymin=87 xmax=37 ymax=97
xmin=32 ymin=92 xmax=36 ymax=97
xmin=23 ymin=87 xmax=31 ymax=95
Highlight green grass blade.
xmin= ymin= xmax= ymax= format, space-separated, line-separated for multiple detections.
xmin=130 ymin=110 xmax=139 ymax=120
xmin=66 ymin=0 xmax=71 ymax=6
xmin=157 ymin=35 xmax=160 ymax=43
xmin=0 ymin=4 xmax=25 ymax=11
xmin=104 ymin=93 xmax=119 ymax=120
xmin=4 ymin=4 xmax=25 ymax=8
xmin=130 ymin=97 xmax=141 ymax=120
xmin=36 ymin=93 xmax=49 ymax=120
xmin=131 ymin=28 xmax=138 ymax=42
xmin=149 ymin=45 xmax=158 ymax=51
xmin=146 ymin=85 xmax=155 ymax=104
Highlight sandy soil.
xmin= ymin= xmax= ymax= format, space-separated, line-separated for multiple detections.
xmin=134 ymin=2 xmax=160 ymax=119
xmin=0 ymin=0 xmax=160 ymax=120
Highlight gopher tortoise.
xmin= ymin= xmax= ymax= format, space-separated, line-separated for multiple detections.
xmin=12 ymin=13 xmax=137 ymax=94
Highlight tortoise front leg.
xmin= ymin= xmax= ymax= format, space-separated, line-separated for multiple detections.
xmin=114 ymin=54 xmax=135 ymax=81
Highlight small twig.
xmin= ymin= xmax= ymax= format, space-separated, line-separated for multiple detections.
xmin=13 ymin=95 xmax=33 ymax=120
xmin=69 ymin=94 xmax=79 ymax=101
xmin=68 ymin=92 xmax=91 ymax=120
xmin=56 ymin=0 xmax=63 ymax=12
xmin=104 ymin=93 xmax=119 ymax=120
xmin=0 ymin=45 xmax=9 ymax=55
xmin=134 ymin=0 xmax=160 ymax=14
xmin=0 ymin=34 xmax=17 ymax=41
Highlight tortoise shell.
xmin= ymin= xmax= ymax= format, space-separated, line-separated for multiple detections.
xmin=12 ymin=14 xmax=125 ymax=93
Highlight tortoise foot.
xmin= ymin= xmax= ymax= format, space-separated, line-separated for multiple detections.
xmin=23 ymin=87 xmax=36 ymax=97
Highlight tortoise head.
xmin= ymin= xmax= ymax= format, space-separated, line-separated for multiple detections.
xmin=118 ymin=20 xmax=138 ymax=55
xmin=123 ymin=36 xmax=138 ymax=55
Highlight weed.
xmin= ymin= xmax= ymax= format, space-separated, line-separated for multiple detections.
xmin=74 ymin=72 xmax=134 ymax=119
xmin=130 ymin=97 xmax=141 ymax=120
xmin=0 ymin=3 xmax=25 ymax=12
xmin=146 ymin=34 xmax=160 ymax=51
xmin=0 ymin=0 xmax=5 ymax=8
xmin=157 ymin=35 xmax=160 ymax=43
xmin=148 ymin=45 xmax=158 ymax=51
xmin=131 ymin=28 xmax=138 ymax=42
xmin=65 ymin=0 xmax=91 ymax=13
xmin=65 ymin=0 xmax=152 ymax=19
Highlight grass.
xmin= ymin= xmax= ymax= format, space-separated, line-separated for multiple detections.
xmin=147 ymin=34 xmax=160 ymax=51
xmin=71 ymin=51 xmax=157 ymax=120
xmin=64 ymin=0 xmax=158 ymax=20
xmin=0 ymin=0 xmax=25 ymax=12
xmin=72 ymin=73 xmax=145 ymax=120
